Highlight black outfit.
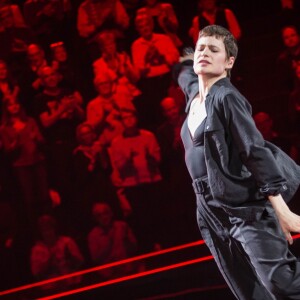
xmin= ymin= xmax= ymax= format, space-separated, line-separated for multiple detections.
xmin=176 ymin=60 xmax=300 ymax=299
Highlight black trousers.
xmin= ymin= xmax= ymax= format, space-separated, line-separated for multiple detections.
xmin=194 ymin=177 xmax=300 ymax=300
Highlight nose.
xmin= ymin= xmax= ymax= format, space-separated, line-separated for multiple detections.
xmin=201 ymin=46 xmax=209 ymax=56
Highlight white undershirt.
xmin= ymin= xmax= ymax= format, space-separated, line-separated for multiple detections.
xmin=187 ymin=96 xmax=207 ymax=138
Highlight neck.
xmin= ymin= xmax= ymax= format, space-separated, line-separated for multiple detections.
xmin=198 ymin=74 xmax=226 ymax=100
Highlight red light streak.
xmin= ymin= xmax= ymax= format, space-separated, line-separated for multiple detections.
xmin=0 ymin=240 xmax=205 ymax=296
xmin=37 ymin=255 xmax=214 ymax=300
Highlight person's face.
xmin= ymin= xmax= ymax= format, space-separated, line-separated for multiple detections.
xmin=100 ymin=36 xmax=116 ymax=55
xmin=7 ymin=99 xmax=20 ymax=115
xmin=78 ymin=126 xmax=96 ymax=146
xmin=27 ymin=47 xmax=44 ymax=66
xmin=161 ymin=98 xmax=180 ymax=122
xmin=121 ymin=112 xmax=137 ymax=129
xmin=40 ymin=68 xmax=59 ymax=88
xmin=282 ymin=27 xmax=300 ymax=48
xmin=0 ymin=62 xmax=8 ymax=80
xmin=53 ymin=46 xmax=67 ymax=62
xmin=193 ymin=35 xmax=234 ymax=78
xmin=136 ymin=17 xmax=153 ymax=39
xmin=95 ymin=78 xmax=113 ymax=97
xmin=93 ymin=204 xmax=113 ymax=228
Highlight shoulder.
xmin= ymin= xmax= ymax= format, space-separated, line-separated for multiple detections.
xmin=139 ymin=129 xmax=156 ymax=137
xmin=161 ymin=3 xmax=173 ymax=10
xmin=212 ymin=80 xmax=250 ymax=110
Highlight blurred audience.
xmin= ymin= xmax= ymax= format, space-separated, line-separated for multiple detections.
xmin=30 ymin=214 xmax=84 ymax=292
xmin=86 ymin=69 xmax=134 ymax=147
xmin=131 ymin=13 xmax=179 ymax=130
xmin=136 ymin=0 xmax=182 ymax=49
xmin=188 ymin=0 xmax=242 ymax=45
xmin=93 ymin=30 xmax=140 ymax=99
xmin=88 ymin=202 xmax=139 ymax=279
xmin=0 ymin=96 xmax=51 ymax=226
xmin=33 ymin=66 xmax=84 ymax=210
xmin=253 ymin=111 xmax=299 ymax=162
xmin=109 ymin=108 xmax=163 ymax=253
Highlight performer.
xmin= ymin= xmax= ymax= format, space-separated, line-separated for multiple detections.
xmin=175 ymin=24 xmax=300 ymax=299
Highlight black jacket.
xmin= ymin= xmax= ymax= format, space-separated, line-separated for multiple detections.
xmin=176 ymin=61 xmax=300 ymax=207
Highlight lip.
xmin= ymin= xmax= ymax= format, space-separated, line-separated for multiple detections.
xmin=199 ymin=60 xmax=210 ymax=64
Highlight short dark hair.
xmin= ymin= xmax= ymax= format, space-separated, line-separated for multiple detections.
xmin=198 ymin=25 xmax=238 ymax=77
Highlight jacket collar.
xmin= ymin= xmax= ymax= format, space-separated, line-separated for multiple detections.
xmin=185 ymin=77 xmax=230 ymax=113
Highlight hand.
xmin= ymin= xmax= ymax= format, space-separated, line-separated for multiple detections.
xmin=269 ymin=194 xmax=300 ymax=245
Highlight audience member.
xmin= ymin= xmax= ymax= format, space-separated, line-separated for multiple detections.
xmin=188 ymin=0 xmax=242 ymax=45
xmin=131 ymin=13 xmax=179 ymax=130
xmin=72 ymin=122 xmax=121 ymax=233
xmin=136 ymin=0 xmax=182 ymax=49
xmin=93 ymin=30 xmax=140 ymax=99
xmin=253 ymin=111 xmax=299 ymax=162
xmin=30 ymin=214 xmax=84 ymax=292
xmin=77 ymin=0 xmax=129 ymax=61
xmin=276 ymin=25 xmax=300 ymax=94
xmin=50 ymin=41 xmax=78 ymax=90
xmin=0 ymin=4 xmax=36 ymax=64
xmin=88 ymin=202 xmax=139 ymax=279
xmin=0 ymin=59 xmax=19 ymax=112
xmin=86 ymin=70 xmax=134 ymax=147
xmin=109 ymin=108 xmax=163 ymax=253
xmin=33 ymin=66 xmax=84 ymax=210
xmin=23 ymin=0 xmax=73 ymax=49
xmin=17 ymin=43 xmax=49 ymax=106
xmin=0 ymin=96 xmax=51 ymax=226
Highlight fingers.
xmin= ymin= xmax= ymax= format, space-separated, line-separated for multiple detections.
xmin=286 ymin=232 xmax=293 ymax=245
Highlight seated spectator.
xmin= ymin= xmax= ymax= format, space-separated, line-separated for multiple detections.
xmin=88 ymin=202 xmax=139 ymax=279
xmin=108 ymin=108 xmax=163 ymax=253
xmin=17 ymin=44 xmax=49 ymax=106
xmin=30 ymin=214 xmax=84 ymax=292
xmin=276 ymin=25 xmax=300 ymax=94
xmin=0 ymin=4 xmax=36 ymax=64
xmin=131 ymin=13 xmax=179 ymax=130
xmin=72 ymin=122 xmax=121 ymax=233
xmin=23 ymin=0 xmax=72 ymax=49
xmin=0 ymin=59 xmax=20 ymax=114
xmin=33 ymin=66 xmax=84 ymax=209
xmin=188 ymin=0 xmax=242 ymax=45
xmin=50 ymin=41 xmax=78 ymax=90
xmin=86 ymin=70 xmax=134 ymax=147
xmin=253 ymin=111 xmax=299 ymax=162
xmin=137 ymin=0 xmax=182 ymax=48
xmin=93 ymin=30 xmax=140 ymax=99
xmin=77 ymin=0 xmax=129 ymax=40
xmin=0 ymin=2 xmax=26 ymax=31
xmin=77 ymin=0 xmax=129 ymax=61
xmin=0 ymin=96 xmax=51 ymax=226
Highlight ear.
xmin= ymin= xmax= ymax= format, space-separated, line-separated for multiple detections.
xmin=226 ymin=56 xmax=235 ymax=69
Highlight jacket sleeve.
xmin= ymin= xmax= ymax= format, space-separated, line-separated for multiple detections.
xmin=221 ymin=92 xmax=288 ymax=197
xmin=172 ymin=60 xmax=198 ymax=106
